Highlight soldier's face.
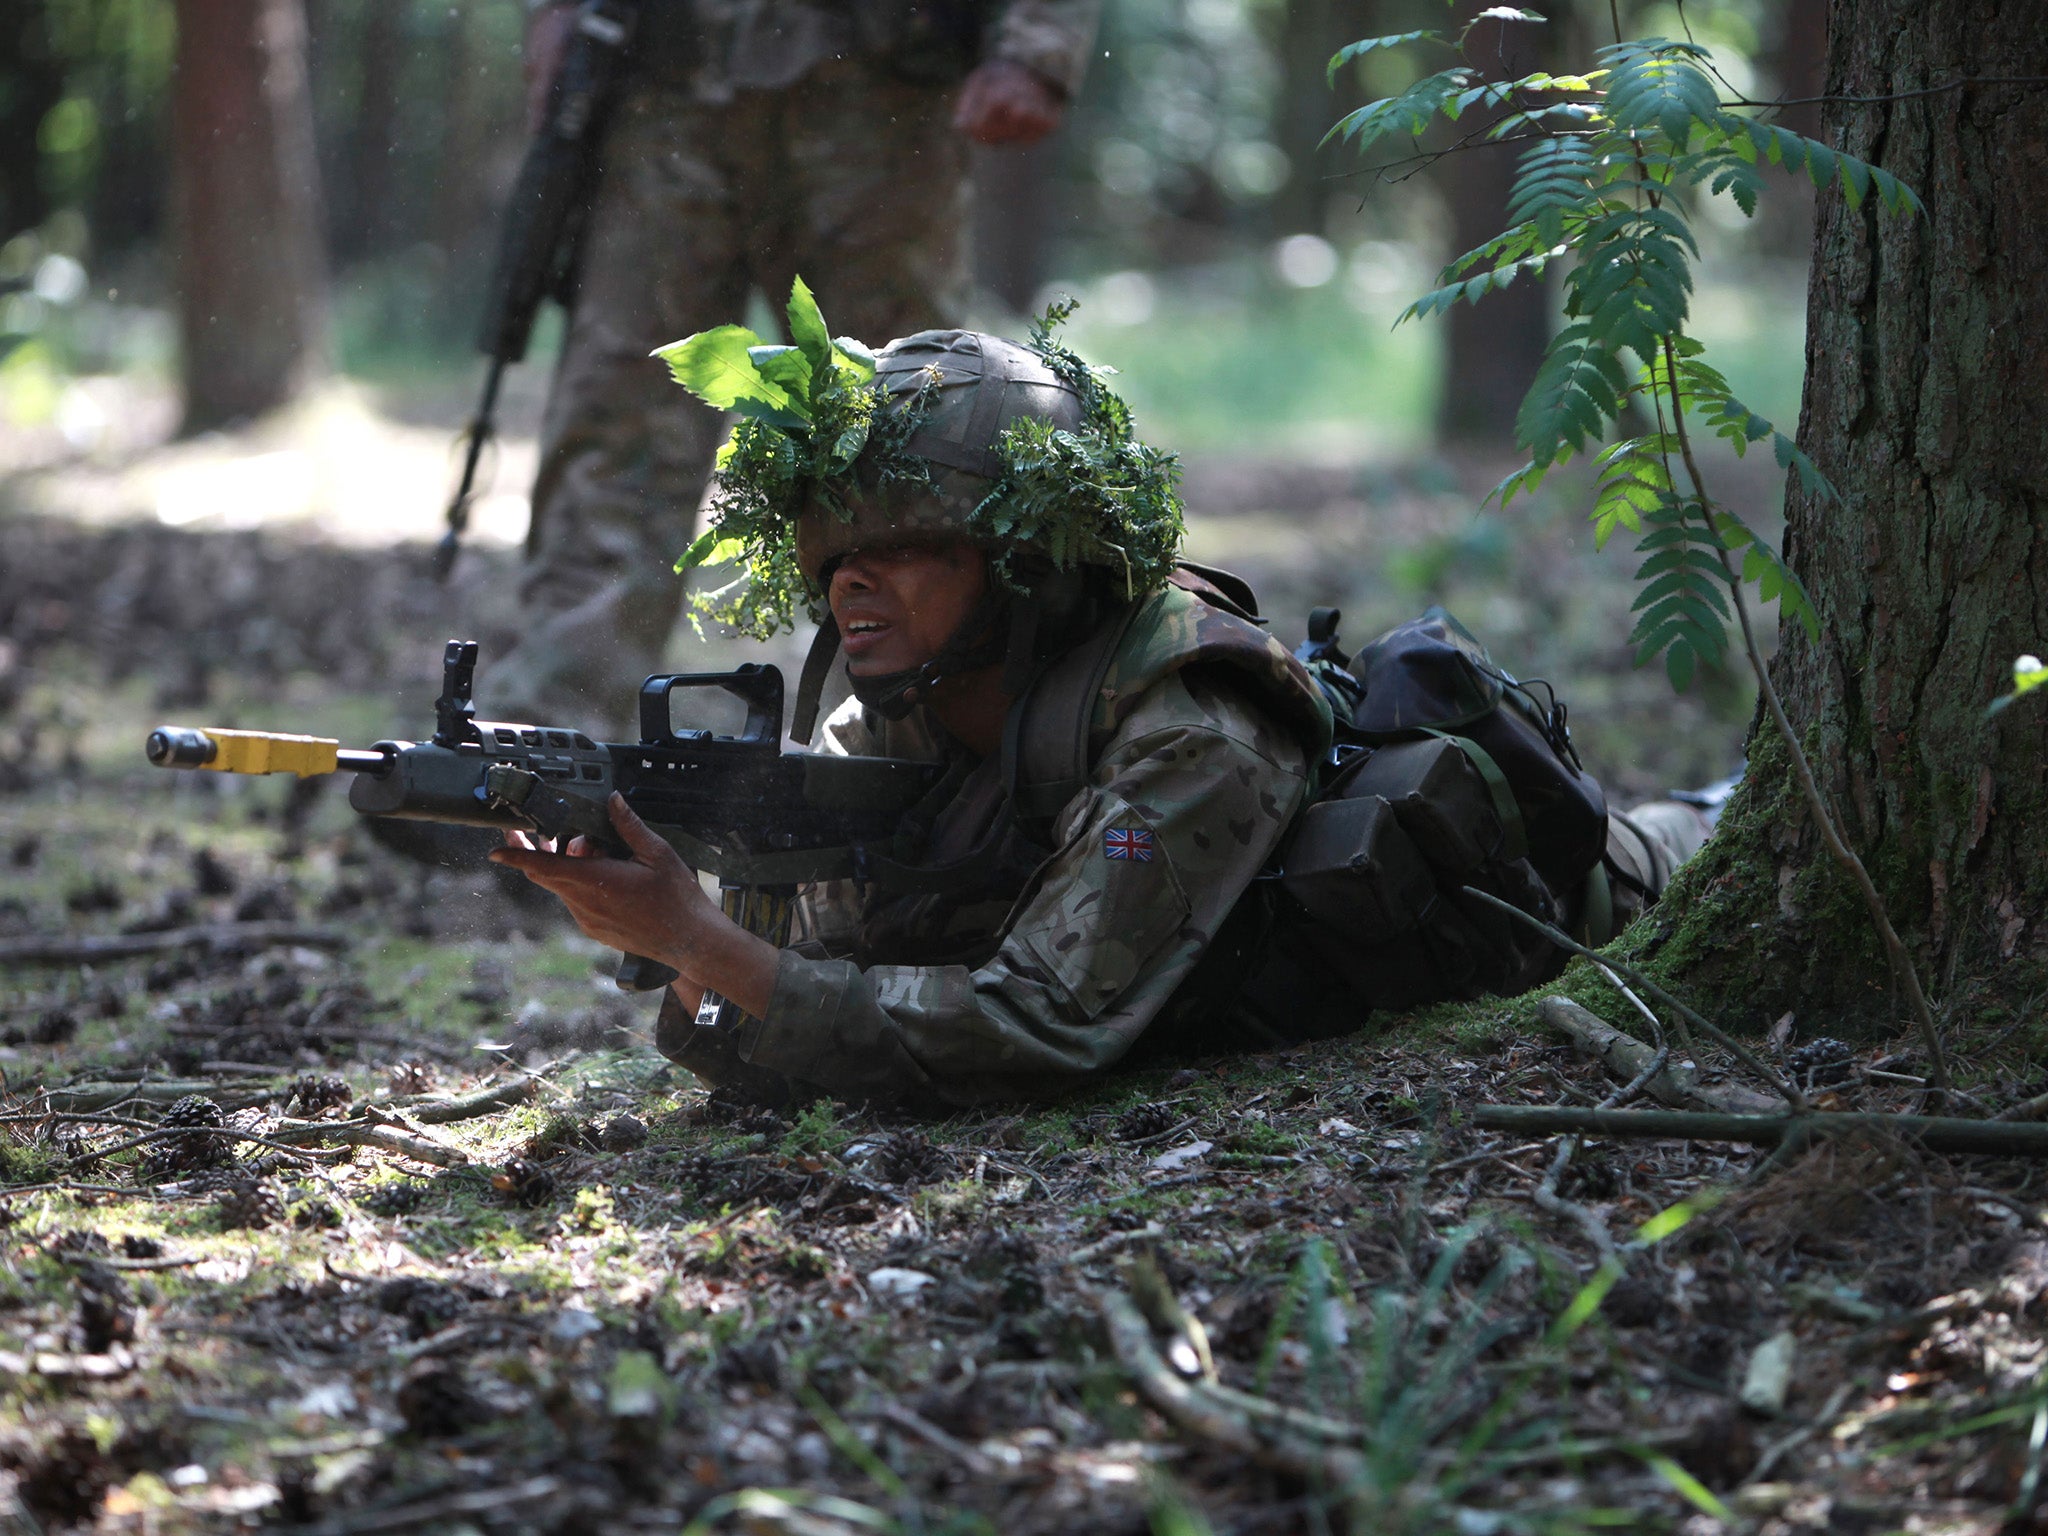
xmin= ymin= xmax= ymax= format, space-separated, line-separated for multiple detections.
xmin=829 ymin=541 xmax=990 ymax=677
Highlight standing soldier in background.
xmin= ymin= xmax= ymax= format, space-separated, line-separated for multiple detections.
xmin=492 ymin=0 xmax=1101 ymax=730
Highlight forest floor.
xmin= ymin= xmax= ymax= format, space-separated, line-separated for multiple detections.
xmin=1 ymin=393 xmax=2045 ymax=1535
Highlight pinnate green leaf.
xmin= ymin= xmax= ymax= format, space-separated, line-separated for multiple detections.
xmin=1326 ymin=31 xmax=1445 ymax=87
xmin=1324 ymin=68 xmax=1474 ymax=152
xmin=1601 ymin=40 xmax=1719 ymax=144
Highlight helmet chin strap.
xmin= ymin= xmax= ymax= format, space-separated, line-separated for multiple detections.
xmin=847 ymin=596 xmax=1015 ymax=721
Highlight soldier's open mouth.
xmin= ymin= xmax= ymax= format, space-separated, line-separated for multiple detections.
xmin=840 ymin=617 xmax=893 ymax=658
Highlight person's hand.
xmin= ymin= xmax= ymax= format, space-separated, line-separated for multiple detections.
xmin=524 ymin=3 xmax=579 ymax=135
xmin=953 ymin=59 xmax=1066 ymax=146
xmin=490 ymin=794 xmax=782 ymax=1018
xmin=490 ymin=793 xmax=712 ymax=976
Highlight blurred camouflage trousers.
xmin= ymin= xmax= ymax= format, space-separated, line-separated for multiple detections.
xmin=489 ymin=65 xmax=967 ymax=731
xmin=1605 ymin=798 xmax=1716 ymax=930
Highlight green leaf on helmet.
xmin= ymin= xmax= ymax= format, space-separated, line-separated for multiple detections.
xmin=673 ymin=530 xmax=748 ymax=573
xmin=654 ymin=325 xmax=807 ymax=426
xmin=786 ymin=275 xmax=835 ymax=378
xmin=749 ymin=344 xmax=814 ymax=397
xmin=831 ymin=336 xmax=878 ymax=379
xmin=831 ymin=420 xmax=871 ymax=464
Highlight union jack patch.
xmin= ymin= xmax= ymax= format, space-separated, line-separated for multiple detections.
xmin=1104 ymin=826 xmax=1155 ymax=862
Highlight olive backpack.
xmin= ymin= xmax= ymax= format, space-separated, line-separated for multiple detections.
xmin=1005 ymin=577 xmax=1628 ymax=1020
xmin=1276 ymin=604 xmax=1618 ymax=1012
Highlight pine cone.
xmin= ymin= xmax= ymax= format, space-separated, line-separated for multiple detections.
xmin=288 ymin=1074 xmax=352 ymax=1115
xmin=366 ymin=1181 xmax=427 ymax=1216
xmin=1788 ymin=1037 xmax=1856 ymax=1085
xmin=149 ymin=1094 xmax=229 ymax=1175
xmin=56 ymin=1133 xmax=103 ymax=1174
xmin=48 ymin=1228 xmax=110 ymax=1259
xmin=394 ymin=1358 xmax=479 ymax=1438
xmin=16 ymin=1425 xmax=114 ymax=1528
xmin=492 ymin=1158 xmax=556 ymax=1207
xmin=73 ymin=1262 xmax=135 ymax=1353
xmin=387 ymin=1059 xmax=437 ymax=1096
xmin=852 ymin=1131 xmax=948 ymax=1186
xmin=595 ymin=1113 xmax=648 ymax=1153
xmin=214 ymin=1176 xmax=285 ymax=1230
xmin=291 ymin=1190 xmax=342 ymax=1229
xmin=1113 ymin=1102 xmax=1180 ymax=1142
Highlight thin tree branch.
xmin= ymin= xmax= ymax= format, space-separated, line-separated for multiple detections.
xmin=1658 ymin=337 xmax=1951 ymax=1097
xmin=1472 ymin=1105 xmax=2048 ymax=1158
xmin=0 ymin=923 xmax=349 ymax=967
xmin=1724 ymin=77 xmax=2048 ymax=111
xmin=1457 ymin=885 xmax=1806 ymax=1111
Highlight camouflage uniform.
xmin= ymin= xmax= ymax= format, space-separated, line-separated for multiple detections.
xmin=655 ymin=581 xmax=1336 ymax=1106
xmin=490 ymin=0 xmax=1102 ymax=729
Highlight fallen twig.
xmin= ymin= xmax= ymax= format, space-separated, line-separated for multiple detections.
xmin=389 ymin=1075 xmax=537 ymax=1124
xmin=1994 ymin=1088 xmax=2048 ymax=1124
xmin=1460 ymin=887 xmax=1806 ymax=1110
xmin=75 ymin=1122 xmax=333 ymax=1166
xmin=1472 ymin=1105 xmax=2048 ymax=1156
xmin=1099 ymin=1289 xmax=1369 ymax=1491
xmin=0 ymin=1182 xmax=194 ymax=1202
xmin=0 ymin=922 xmax=349 ymax=967
xmin=272 ymin=1118 xmax=468 ymax=1167
xmin=22 ymin=1081 xmax=275 ymax=1114
xmin=1532 ymin=1138 xmax=1618 ymax=1263
xmin=1066 ymin=1224 xmax=1167 ymax=1268
xmin=46 ymin=1247 xmax=206 ymax=1272
xmin=1537 ymin=997 xmax=1780 ymax=1114
xmin=880 ymin=1403 xmax=996 ymax=1477
xmin=277 ymin=1474 xmax=560 ymax=1536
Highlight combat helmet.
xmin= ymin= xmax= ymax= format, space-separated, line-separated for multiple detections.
xmin=790 ymin=327 xmax=1138 ymax=730
xmin=656 ymin=282 xmax=1187 ymax=735
xmin=792 ymin=329 xmax=1089 ymax=585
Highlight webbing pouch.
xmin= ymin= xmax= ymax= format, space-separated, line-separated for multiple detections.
xmin=1345 ymin=606 xmax=1604 ymax=894
xmin=1280 ymin=793 xmax=1437 ymax=942
xmin=1325 ymin=736 xmax=1508 ymax=874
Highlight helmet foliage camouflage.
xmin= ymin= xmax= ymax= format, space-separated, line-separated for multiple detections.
xmin=656 ymin=280 xmax=1186 ymax=639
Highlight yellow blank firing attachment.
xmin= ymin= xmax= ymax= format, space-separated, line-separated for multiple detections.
xmin=146 ymin=727 xmax=340 ymax=778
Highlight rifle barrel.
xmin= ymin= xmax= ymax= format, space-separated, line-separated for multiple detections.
xmin=146 ymin=727 xmax=391 ymax=779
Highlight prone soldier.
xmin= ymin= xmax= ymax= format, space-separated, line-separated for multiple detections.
xmin=490 ymin=308 xmax=1711 ymax=1105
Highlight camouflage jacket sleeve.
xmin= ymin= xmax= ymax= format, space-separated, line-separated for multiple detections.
xmin=986 ymin=0 xmax=1101 ymax=96
xmin=727 ymin=668 xmax=1311 ymax=1104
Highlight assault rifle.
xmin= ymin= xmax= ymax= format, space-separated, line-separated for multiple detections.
xmin=433 ymin=0 xmax=641 ymax=581
xmin=146 ymin=642 xmax=943 ymax=992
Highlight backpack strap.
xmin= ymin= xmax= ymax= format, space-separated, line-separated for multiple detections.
xmin=1001 ymin=599 xmax=1143 ymax=839
xmin=1420 ymin=728 xmax=1530 ymax=865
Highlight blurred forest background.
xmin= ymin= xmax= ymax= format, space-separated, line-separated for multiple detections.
xmin=1 ymin=0 xmax=1828 ymax=794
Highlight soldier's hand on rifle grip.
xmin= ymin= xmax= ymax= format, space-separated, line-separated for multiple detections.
xmin=524 ymin=2 xmax=580 ymax=134
xmin=490 ymin=793 xmax=780 ymax=1020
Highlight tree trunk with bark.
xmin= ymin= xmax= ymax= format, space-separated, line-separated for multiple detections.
xmin=1645 ymin=0 xmax=2048 ymax=1034
xmin=0 ymin=11 xmax=64 ymax=238
xmin=1434 ymin=10 xmax=1556 ymax=443
xmin=170 ymin=0 xmax=330 ymax=432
